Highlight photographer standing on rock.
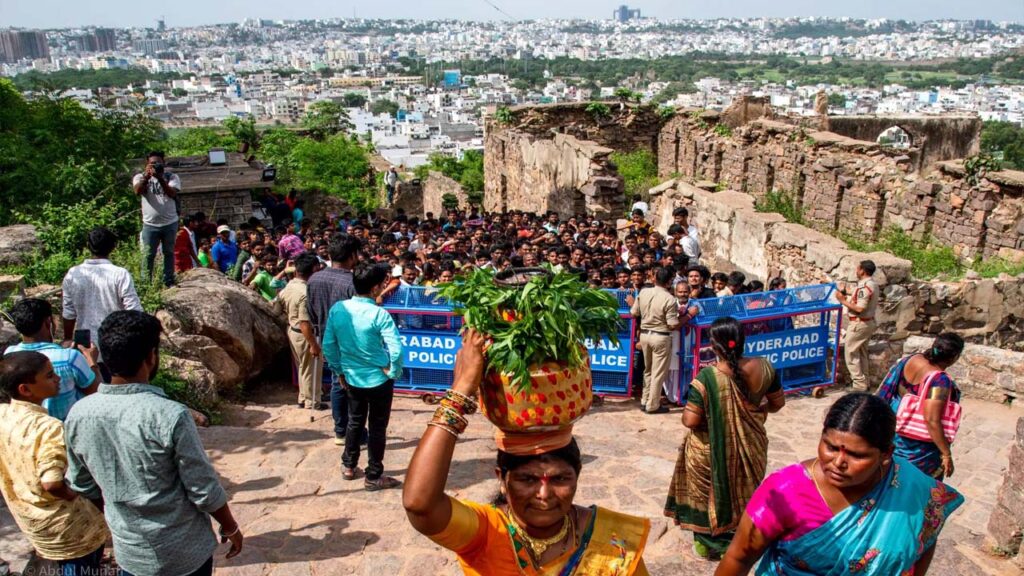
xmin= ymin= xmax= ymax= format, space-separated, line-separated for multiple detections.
xmin=133 ymin=151 xmax=181 ymax=287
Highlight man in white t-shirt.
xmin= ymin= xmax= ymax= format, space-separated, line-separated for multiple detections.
xmin=671 ymin=206 xmax=702 ymax=263
xmin=132 ymin=151 xmax=182 ymax=287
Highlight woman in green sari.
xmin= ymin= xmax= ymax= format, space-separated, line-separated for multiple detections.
xmin=664 ymin=317 xmax=786 ymax=559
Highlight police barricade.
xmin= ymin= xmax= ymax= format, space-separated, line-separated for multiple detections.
xmin=668 ymin=284 xmax=842 ymax=403
xmin=381 ymin=285 xmax=637 ymax=399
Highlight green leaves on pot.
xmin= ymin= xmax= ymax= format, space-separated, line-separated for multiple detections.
xmin=436 ymin=266 xmax=623 ymax=392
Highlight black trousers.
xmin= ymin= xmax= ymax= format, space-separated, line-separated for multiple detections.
xmin=342 ymin=380 xmax=394 ymax=480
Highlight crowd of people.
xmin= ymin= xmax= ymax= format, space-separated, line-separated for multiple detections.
xmin=0 ymin=153 xmax=972 ymax=575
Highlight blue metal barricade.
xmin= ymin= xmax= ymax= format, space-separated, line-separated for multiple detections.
xmin=675 ymin=284 xmax=842 ymax=401
xmin=382 ymin=285 xmax=635 ymax=398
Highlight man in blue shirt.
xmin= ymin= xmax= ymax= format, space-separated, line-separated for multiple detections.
xmin=210 ymin=225 xmax=239 ymax=274
xmin=64 ymin=311 xmax=243 ymax=575
xmin=323 ymin=263 xmax=403 ymax=491
xmin=5 ymin=298 xmax=99 ymax=420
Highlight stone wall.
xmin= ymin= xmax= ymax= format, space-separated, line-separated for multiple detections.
xmin=179 ymin=190 xmax=254 ymax=228
xmin=656 ymin=114 xmax=1024 ymax=261
xmin=988 ymin=417 xmax=1024 ymax=568
xmin=491 ymin=102 xmax=664 ymax=154
xmin=422 ymin=172 xmax=467 ymax=216
xmin=648 ymin=180 xmax=1024 ymax=369
xmin=826 ymin=115 xmax=981 ymax=171
xmin=484 ymin=129 xmax=626 ymax=218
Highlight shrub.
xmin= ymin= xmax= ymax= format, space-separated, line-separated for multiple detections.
xmin=494 ymin=106 xmax=514 ymax=125
xmin=151 ymin=368 xmax=222 ymax=425
xmin=610 ymin=150 xmax=659 ymax=206
xmin=755 ymin=189 xmax=804 ymax=225
xmin=586 ymin=102 xmax=611 ymax=120
xmin=843 ymin=227 xmax=963 ymax=279
xmin=713 ymin=123 xmax=733 ymax=137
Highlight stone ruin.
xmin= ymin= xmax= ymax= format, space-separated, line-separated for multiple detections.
xmin=481 ymin=100 xmax=1024 ymax=397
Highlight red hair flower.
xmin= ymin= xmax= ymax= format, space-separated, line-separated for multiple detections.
xmin=727 ymin=340 xmax=736 ymax=349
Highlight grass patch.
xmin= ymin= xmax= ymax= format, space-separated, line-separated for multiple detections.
xmin=755 ymin=189 xmax=805 ymax=225
xmin=971 ymin=257 xmax=1024 ymax=279
xmin=842 ymin=227 xmax=963 ymax=279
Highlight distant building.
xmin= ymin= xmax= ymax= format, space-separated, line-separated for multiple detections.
xmin=0 ymin=29 xmax=49 ymax=63
xmin=133 ymin=39 xmax=169 ymax=56
xmin=157 ymin=18 xmax=167 ymax=32
xmin=443 ymin=69 xmax=462 ymax=89
xmin=94 ymin=28 xmax=117 ymax=52
xmin=612 ymin=5 xmax=641 ymax=23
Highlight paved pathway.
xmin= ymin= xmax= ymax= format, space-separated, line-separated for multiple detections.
xmin=2 ymin=388 xmax=1022 ymax=575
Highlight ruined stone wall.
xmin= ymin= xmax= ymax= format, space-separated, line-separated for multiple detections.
xmin=484 ymin=128 xmax=625 ymax=218
xmin=179 ymin=190 xmax=253 ymax=228
xmin=657 ymin=114 xmax=1024 ymax=261
xmin=989 ymin=417 xmax=1024 ymax=568
xmin=422 ymin=172 xmax=467 ymax=217
xmin=493 ymin=103 xmax=664 ymax=154
xmin=826 ymin=115 xmax=981 ymax=170
xmin=648 ymin=181 xmax=1024 ymax=385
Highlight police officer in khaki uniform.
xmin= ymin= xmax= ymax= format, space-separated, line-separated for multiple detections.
xmin=835 ymin=260 xmax=879 ymax=392
xmin=278 ymin=253 xmax=324 ymax=409
xmin=630 ymin=266 xmax=681 ymax=414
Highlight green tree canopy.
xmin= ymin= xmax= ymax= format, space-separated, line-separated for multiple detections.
xmin=165 ymin=127 xmax=236 ymax=156
xmin=981 ymin=121 xmax=1024 ymax=171
xmin=370 ymin=99 xmax=400 ymax=117
xmin=302 ymin=100 xmax=353 ymax=140
xmin=289 ymin=134 xmax=374 ymax=211
xmin=342 ymin=92 xmax=368 ymax=107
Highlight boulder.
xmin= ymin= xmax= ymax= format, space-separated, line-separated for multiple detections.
xmin=158 ymin=268 xmax=288 ymax=387
xmin=0 ymin=224 xmax=42 ymax=267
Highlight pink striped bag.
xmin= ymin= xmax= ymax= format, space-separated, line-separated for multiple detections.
xmin=894 ymin=371 xmax=961 ymax=443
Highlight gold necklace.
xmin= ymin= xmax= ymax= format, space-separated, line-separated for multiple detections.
xmin=508 ymin=511 xmax=570 ymax=558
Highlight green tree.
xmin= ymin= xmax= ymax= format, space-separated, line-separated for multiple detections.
xmin=302 ymin=100 xmax=352 ymax=140
xmin=256 ymin=128 xmax=302 ymax=184
xmin=0 ymin=79 xmax=163 ymax=234
xmin=981 ymin=121 xmax=1024 ymax=170
xmin=171 ymin=88 xmax=188 ymax=97
xmin=222 ymin=115 xmax=259 ymax=151
xmin=370 ymin=99 xmax=400 ymax=117
xmin=289 ymin=134 xmax=373 ymax=211
xmin=827 ymin=93 xmax=847 ymax=108
xmin=342 ymin=93 xmax=368 ymax=107
xmin=165 ymin=127 xmax=236 ymax=156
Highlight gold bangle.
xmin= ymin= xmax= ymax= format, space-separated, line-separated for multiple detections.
xmin=432 ymin=406 xmax=468 ymax=434
xmin=427 ymin=421 xmax=459 ymax=437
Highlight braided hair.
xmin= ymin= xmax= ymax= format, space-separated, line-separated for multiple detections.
xmin=709 ymin=317 xmax=746 ymax=390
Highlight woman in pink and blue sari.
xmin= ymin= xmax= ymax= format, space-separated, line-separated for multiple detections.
xmin=714 ymin=393 xmax=964 ymax=575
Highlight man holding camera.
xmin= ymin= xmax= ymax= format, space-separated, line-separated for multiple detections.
xmin=133 ymin=151 xmax=181 ymax=287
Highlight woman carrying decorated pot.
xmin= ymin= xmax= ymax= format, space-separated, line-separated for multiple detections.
xmin=714 ymin=393 xmax=964 ymax=575
xmin=404 ymin=328 xmax=650 ymax=575
xmin=664 ymin=317 xmax=785 ymax=559
xmin=876 ymin=332 xmax=965 ymax=479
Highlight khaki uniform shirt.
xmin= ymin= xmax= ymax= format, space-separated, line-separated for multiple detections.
xmin=279 ymin=277 xmax=310 ymax=329
xmin=849 ymin=278 xmax=879 ymax=320
xmin=631 ymin=285 xmax=680 ymax=333
xmin=0 ymin=400 xmax=108 ymax=560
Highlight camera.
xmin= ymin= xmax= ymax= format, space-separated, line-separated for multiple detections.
xmin=152 ymin=162 xmax=165 ymax=176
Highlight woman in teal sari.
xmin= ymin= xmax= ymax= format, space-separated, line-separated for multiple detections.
xmin=715 ymin=393 xmax=964 ymax=575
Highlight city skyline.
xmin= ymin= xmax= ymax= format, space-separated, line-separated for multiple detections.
xmin=1 ymin=0 xmax=1021 ymax=30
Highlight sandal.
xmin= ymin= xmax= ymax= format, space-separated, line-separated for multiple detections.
xmin=342 ymin=467 xmax=361 ymax=481
xmin=364 ymin=475 xmax=402 ymax=491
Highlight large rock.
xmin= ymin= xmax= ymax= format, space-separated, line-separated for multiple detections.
xmin=0 ymin=225 xmax=42 ymax=266
xmin=158 ymin=268 xmax=288 ymax=390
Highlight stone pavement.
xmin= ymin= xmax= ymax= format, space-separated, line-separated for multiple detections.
xmin=2 ymin=387 xmax=1022 ymax=575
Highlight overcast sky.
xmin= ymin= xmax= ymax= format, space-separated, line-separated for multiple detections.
xmin=1 ymin=0 xmax=1021 ymax=29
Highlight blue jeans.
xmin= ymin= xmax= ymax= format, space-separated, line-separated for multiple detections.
xmin=142 ymin=222 xmax=178 ymax=286
xmin=57 ymin=545 xmax=103 ymax=576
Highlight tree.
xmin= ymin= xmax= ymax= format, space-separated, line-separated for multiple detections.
xmin=289 ymin=134 xmax=373 ymax=211
xmin=981 ymin=121 xmax=1024 ymax=170
xmin=166 ymin=127 xmax=236 ymax=156
xmin=302 ymin=100 xmax=352 ymax=140
xmin=256 ymin=128 xmax=302 ymax=184
xmin=171 ymin=88 xmax=188 ymax=97
xmin=370 ymin=99 xmax=400 ymax=117
xmin=342 ymin=93 xmax=367 ymax=108
xmin=222 ymin=115 xmax=259 ymax=151
xmin=610 ymin=150 xmax=658 ymax=205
